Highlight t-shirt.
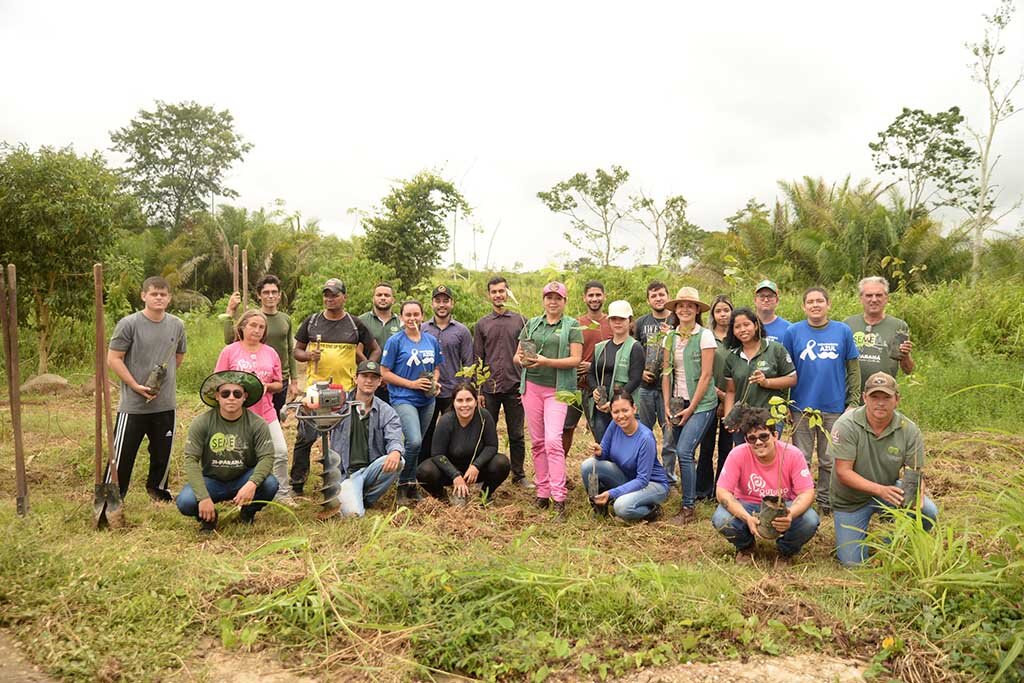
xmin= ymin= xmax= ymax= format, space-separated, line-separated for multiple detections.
xmin=597 ymin=422 xmax=671 ymax=499
xmin=844 ymin=314 xmax=910 ymax=389
xmin=762 ymin=316 xmax=791 ymax=345
xmin=296 ymin=312 xmax=376 ymax=390
xmin=109 ymin=311 xmax=187 ymax=414
xmin=577 ymin=313 xmax=614 ymax=388
xmin=430 ymin=409 xmax=500 ymax=477
xmin=223 ymin=311 xmax=296 ymax=381
xmin=588 ymin=339 xmax=646 ymax=395
xmin=518 ymin=317 xmax=584 ymax=388
xmin=381 ymin=330 xmax=444 ymax=407
xmin=783 ymin=320 xmax=859 ymax=414
xmin=672 ymin=326 xmax=718 ymax=401
xmin=717 ymin=441 xmax=814 ymax=504
xmin=828 ymin=406 xmax=925 ymax=512
xmin=723 ymin=340 xmax=796 ymax=409
xmin=214 ymin=342 xmax=282 ymax=424
xmin=348 ymin=411 xmax=371 ymax=472
xmin=633 ymin=311 xmax=677 ymax=388
xmin=359 ymin=310 xmax=402 ymax=356
xmin=183 ymin=409 xmax=275 ymax=501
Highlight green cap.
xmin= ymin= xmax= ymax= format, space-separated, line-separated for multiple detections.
xmin=754 ymin=279 xmax=779 ymax=294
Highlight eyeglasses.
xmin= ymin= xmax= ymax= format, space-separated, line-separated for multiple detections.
xmin=219 ymin=389 xmax=244 ymax=399
xmin=755 ymin=293 xmax=777 ymax=300
xmin=745 ymin=432 xmax=772 ymax=444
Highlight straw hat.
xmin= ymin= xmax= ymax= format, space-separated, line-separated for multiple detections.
xmin=665 ymin=286 xmax=710 ymax=313
xmin=200 ymin=370 xmax=265 ymax=408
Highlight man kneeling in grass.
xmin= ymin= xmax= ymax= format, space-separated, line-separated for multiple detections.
xmin=580 ymin=389 xmax=671 ymax=522
xmin=829 ymin=372 xmax=938 ymax=567
xmin=712 ymin=406 xmax=819 ymax=566
xmin=177 ymin=371 xmax=279 ymax=533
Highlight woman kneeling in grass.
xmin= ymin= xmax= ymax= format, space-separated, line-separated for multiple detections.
xmin=580 ymin=389 xmax=671 ymax=522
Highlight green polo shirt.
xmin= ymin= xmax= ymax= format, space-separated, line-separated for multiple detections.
xmin=723 ymin=340 xmax=796 ymax=409
xmin=828 ymin=406 xmax=925 ymax=512
xmin=844 ymin=314 xmax=910 ymax=390
xmin=518 ymin=317 xmax=584 ymax=388
xmin=359 ymin=310 xmax=402 ymax=354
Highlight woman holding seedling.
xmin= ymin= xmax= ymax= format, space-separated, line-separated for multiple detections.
xmin=214 ymin=309 xmax=292 ymax=504
xmin=417 ymin=382 xmax=511 ymax=504
xmin=516 ymin=281 xmax=583 ymax=520
xmin=721 ymin=308 xmax=797 ymax=446
xmin=662 ymin=287 xmax=718 ymax=524
xmin=587 ymin=300 xmax=645 ymax=443
xmin=381 ymin=300 xmax=443 ymax=506
xmin=696 ymin=295 xmax=734 ymax=500
xmin=580 ymin=389 xmax=671 ymax=521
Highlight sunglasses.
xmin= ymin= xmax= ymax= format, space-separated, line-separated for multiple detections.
xmin=219 ymin=389 xmax=245 ymax=399
xmin=745 ymin=432 xmax=772 ymax=444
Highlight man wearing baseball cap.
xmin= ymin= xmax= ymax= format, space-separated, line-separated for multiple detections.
xmin=421 ymin=284 xmax=474 ymax=456
xmin=828 ymin=372 xmax=938 ymax=566
xmin=753 ymin=280 xmax=790 ymax=344
xmin=290 ymin=277 xmax=379 ymax=495
xmin=176 ymin=371 xmax=279 ymax=533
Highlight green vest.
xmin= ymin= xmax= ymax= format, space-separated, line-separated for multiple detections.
xmin=519 ymin=315 xmax=578 ymax=394
xmin=593 ymin=336 xmax=637 ymax=390
xmin=665 ymin=327 xmax=718 ymax=414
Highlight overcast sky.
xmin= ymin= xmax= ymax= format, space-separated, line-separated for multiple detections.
xmin=3 ymin=1 xmax=1022 ymax=270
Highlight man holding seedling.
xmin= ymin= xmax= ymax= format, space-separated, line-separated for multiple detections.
xmin=421 ymin=284 xmax=474 ymax=456
xmin=844 ymin=276 xmax=914 ymax=392
xmin=176 ymin=371 xmax=279 ymax=533
xmin=829 ymin=372 xmax=938 ymax=566
xmin=106 ymin=276 xmax=187 ymax=502
xmin=633 ymin=280 xmax=679 ymax=485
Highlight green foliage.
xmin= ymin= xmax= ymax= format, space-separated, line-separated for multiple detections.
xmin=110 ymin=100 xmax=253 ymax=231
xmin=362 ymin=171 xmax=469 ymax=290
xmin=628 ymin=191 xmax=705 ymax=267
xmin=537 ymin=165 xmax=631 ymax=267
xmin=292 ymin=255 xmax=399 ymax=325
xmin=0 ymin=143 xmax=138 ymax=373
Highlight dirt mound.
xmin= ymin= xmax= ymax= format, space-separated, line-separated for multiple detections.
xmin=613 ymin=654 xmax=867 ymax=682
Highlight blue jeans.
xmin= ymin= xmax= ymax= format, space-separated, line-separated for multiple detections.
xmin=579 ymin=457 xmax=670 ymax=521
xmin=635 ymin=386 xmax=676 ymax=483
xmin=338 ymin=456 xmax=405 ymax=517
xmin=176 ymin=470 xmax=279 ymax=520
xmin=393 ymin=400 xmax=435 ymax=484
xmin=674 ymin=406 xmax=717 ymax=508
xmin=711 ymin=500 xmax=820 ymax=557
xmin=833 ymin=489 xmax=939 ymax=567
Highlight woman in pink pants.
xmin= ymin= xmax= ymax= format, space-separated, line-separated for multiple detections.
xmin=516 ymin=282 xmax=583 ymax=519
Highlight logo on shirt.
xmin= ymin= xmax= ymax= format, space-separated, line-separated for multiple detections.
xmin=746 ymin=472 xmax=788 ymax=499
xmin=406 ymin=348 xmax=436 ymax=368
xmin=209 ymin=432 xmax=238 ymax=453
xmin=799 ymin=340 xmax=839 ymax=361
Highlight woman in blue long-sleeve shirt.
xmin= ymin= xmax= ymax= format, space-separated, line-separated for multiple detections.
xmin=579 ymin=389 xmax=671 ymax=521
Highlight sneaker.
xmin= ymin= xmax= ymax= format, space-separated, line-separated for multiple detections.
xmin=409 ymin=485 xmax=425 ymax=501
xmin=514 ymin=476 xmax=536 ymax=490
xmin=275 ymin=495 xmax=299 ymax=508
xmin=534 ymin=497 xmax=551 ymax=510
xmin=642 ymin=504 xmax=662 ymax=522
xmin=239 ymin=509 xmax=256 ymax=525
xmin=147 ymin=488 xmax=173 ymax=503
xmin=553 ymin=500 xmax=567 ymax=521
xmin=198 ymin=511 xmax=218 ymax=534
xmin=396 ymin=484 xmax=417 ymax=508
xmin=775 ymin=554 xmax=795 ymax=568
xmin=735 ymin=546 xmax=755 ymax=566
xmin=669 ymin=506 xmax=696 ymax=525
xmin=291 ymin=484 xmax=305 ymax=497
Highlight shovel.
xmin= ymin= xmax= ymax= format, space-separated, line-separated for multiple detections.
xmin=92 ymin=264 xmax=125 ymax=529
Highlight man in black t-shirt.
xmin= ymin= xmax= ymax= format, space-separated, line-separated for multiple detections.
xmin=632 ymin=280 xmax=679 ymax=484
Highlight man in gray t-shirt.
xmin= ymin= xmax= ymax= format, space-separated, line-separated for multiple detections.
xmin=106 ymin=277 xmax=187 ymax=500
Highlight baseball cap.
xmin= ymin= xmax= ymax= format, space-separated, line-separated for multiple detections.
xmin=541 ymin=281 xmax=568 ymax=299
xmin=607 ymin=300 xmax=634 ymax=319
xmin=754 ymin=279 xmax=779 ymax=294
xmin=431 ymin=284 xmax=454 ymax=300
xmin=322 ymin=278 xmax=346 ymax=294
xmin=864 ymin=372 xmax=898 ymax=396
xmin=356 ymin=360 xmax=382 ymax=376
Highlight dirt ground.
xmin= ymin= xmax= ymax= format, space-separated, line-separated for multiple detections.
xmin=613 ymin=654 xmax=866 ymax=682
xmin=0 ymin=632 xmax=59 ymax=682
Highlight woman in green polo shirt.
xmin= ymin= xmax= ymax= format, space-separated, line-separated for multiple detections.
xmin=721 ymin=307 xmax=797 ymax=446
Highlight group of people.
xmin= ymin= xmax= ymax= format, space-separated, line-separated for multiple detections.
xmin=104 ymin=272 xmax=937 ymax=566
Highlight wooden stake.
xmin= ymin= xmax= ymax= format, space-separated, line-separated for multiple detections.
xmin=94 ymin=265 xmax=103 ymax=490
xmin=232 ymin=244 xmax=239 ymax=295
xmin=2 ymin=264 xmax=28 ymax=516
xmin=241 ymin=248 xmax=249 ymax=310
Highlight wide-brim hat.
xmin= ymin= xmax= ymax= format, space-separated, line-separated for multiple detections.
xmin=200 ymin=370 xmax=265 ymax=408
xmin=665 ymin=286 xmax=710 ymax=313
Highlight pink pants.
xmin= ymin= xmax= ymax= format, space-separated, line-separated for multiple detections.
xmin=522 ymin=381 xmax=569 ymax=502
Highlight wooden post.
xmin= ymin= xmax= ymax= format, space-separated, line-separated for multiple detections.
xmin=1 ymin=264 xmax=28 ymax=516
xmin=241 ymin=248 xmax=249 ymax=310
xmin=94 ymin=265 xmax=103 ymax=495
xmin=232 ymin=244 xmax=239 ymax=296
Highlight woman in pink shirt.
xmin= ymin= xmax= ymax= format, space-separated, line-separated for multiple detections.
xmin=215 ymin=310 xmax=293 ymax=504
xmin=711 ymin=406 xmax=819 ymax=566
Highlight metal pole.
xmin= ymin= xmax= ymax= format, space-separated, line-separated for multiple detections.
xmin=241 ymin=248 xmax=248 ymax=310
xmin=4 ymin=265 xmax=28 ymax=515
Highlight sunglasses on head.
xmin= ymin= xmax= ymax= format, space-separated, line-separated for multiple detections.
xmin=745 ymin=431 xmax=772 ymax=444
xmin=219 ymin=389 xmax=245 ymax=399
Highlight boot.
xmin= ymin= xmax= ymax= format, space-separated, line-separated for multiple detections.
xmin=553 ymin=500 xmax=567 ymax=521
xmin=534 ymin=496 xmax=551 ymax=510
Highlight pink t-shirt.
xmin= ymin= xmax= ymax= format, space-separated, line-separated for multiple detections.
xmin=717 ymin=441 xmax=814 ymax=504
xmin=215 ymin=342 xmax=282 ymax=424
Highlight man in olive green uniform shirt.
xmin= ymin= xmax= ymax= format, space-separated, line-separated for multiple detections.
xmin=359 ymin=282 xmax=402 ymax=402
xmin=844 ymin=276 xmax=914 ymax=392
xmin=829 ymin=372 xmax=938 ymax=566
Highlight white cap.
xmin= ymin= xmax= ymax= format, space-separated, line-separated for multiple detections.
xmin=607 ymin=300 xmax=633 ymax=319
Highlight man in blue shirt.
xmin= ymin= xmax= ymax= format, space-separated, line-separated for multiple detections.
xmin=421 ymin=284 xmax=474 ymax=457
xmin=783 ymin=286 xmax=860 ymax=513
xmin=754 ymin=279 xmax=791 ymax=344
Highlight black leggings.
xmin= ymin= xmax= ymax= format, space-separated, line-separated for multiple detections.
xmin=417 ymin=454 xmax=511 ymax=499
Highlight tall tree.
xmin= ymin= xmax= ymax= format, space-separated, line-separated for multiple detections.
xmin=110 ymin=100 xmax=252 ymax=231
xmin=963 ymin=0 xmax=1023 ymax=282
xmin=537 ymin=165 xmax=630 ymax=267
xmin=0 ymin=144 xmax=136 ymax=373
xmin=869 ymin=107 xmax=977 ymax=218
xmin=362 ymin=171 xmax=470 ymax=288
xmin=629 ymin=191 xmax=705 ymax=266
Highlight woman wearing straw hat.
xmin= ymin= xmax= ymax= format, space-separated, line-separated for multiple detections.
xmin=662 ymin=286 xmax=719 ymax=524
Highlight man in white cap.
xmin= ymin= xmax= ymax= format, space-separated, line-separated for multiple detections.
xmin=829 ymin=372 xmax=937 ymax=566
